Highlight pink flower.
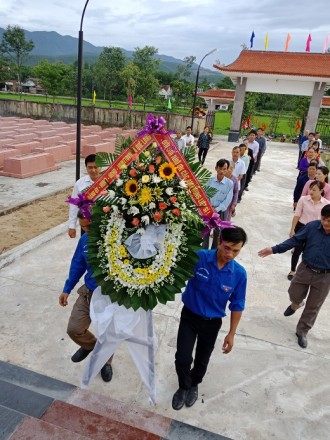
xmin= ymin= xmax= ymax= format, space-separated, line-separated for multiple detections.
xmin=102 ymin=206 xmax=111 ymax=213
xmin=155 ymin=156 xmax=162 ymax=165
xmin=172 ymin=208 xmax=181 ymax=216
xmin=129 ymin=169 xmax=137 ymax=177
xmin=169 ymin=196 xmax=177 ymax=204
xmin=153 ymin=212 xmax=163 ymax=222
xmin=148 ymin=164 xmax=155 ymax=173
xmin=100 ymin=190 xmax=108 ymax=196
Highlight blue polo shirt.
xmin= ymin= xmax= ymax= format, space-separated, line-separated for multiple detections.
xmin=63 ymin=233 xmax=97 ymax=294
xmin=182 ymin=249 xmax=247 ymax=319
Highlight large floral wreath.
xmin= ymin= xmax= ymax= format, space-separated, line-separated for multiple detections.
xmin=85 ymin=126 xmax=217 ymax=311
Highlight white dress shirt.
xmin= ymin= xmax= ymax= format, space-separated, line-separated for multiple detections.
xmin=182 ymin=134 xmax=195 ymax=147
xmin=68 ymin=174 xmax=94 ymax=229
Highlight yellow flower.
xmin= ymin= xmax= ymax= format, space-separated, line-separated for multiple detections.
xmin=153 ymin=187 xmax=163 ymax=198
xmin=141 ymin=175 xmax=150 ymax=183
xmin=138 ymin=187 xmax=153 ymax=206
xmin=125 ymin=179 xmax=139 ymax=196
xmin=159 ymin=162 xmax=176 ymax=180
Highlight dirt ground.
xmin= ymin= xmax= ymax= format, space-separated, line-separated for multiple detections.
xmin=0 ymin=189 xmax=72 ymax=254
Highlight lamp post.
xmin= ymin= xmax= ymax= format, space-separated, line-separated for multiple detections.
xmin=75 ymin=0 xmax=90 ymax=181
xmin=191 ymin=48 xmax=217 ymax=134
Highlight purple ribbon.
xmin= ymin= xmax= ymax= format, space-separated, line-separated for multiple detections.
xmin=138 ymin=114 xmax=167 ymax=137
xmin=201 ymin=213 xmax=233 ymax=238
xmin=66 ymin=193 xmax=94 ymax=220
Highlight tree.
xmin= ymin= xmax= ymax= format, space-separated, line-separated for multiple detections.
xmin=120 ymin=62 xmax=140 ymax=103
xmin=132 ymin=46 xmax=161 ymax=101
xmin=0 ymin=25 xmax=34 ymax=92
xmin=33 ymin=60 xmax=69 ymax=101
xmin=216 ymin=76 xmax=235 ymax=90
xmin=171 ymin=79 xmax=195 ymax=109
xmin=93 ymin=47 xmax=126 ymax=103
xmin=176 ymin=55 xmax=196 ymax=80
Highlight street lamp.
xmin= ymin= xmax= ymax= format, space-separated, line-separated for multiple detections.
xmin=191 ymin=48 xmax=217 ymax=134
xmin=76 ymin=0 xmax=90 ymax=181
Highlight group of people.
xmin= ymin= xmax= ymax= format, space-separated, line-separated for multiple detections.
xmin=59 ymin=127 xmax=330 ymax=412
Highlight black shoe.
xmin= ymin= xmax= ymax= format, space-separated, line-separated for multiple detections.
xmin=284 ymin=305 xmax=296 ymax=317
xmin=100 ymin=363 xmax=113 ymax=382
xmin=172 ymin=388 xmax=188 ymax=410
xmin=185 ymin=386 xmax=198 ymax=407
xmin=245 ymin=187 xmax=249 ymax=191
xmin=71 ymin=347 xmax=93 ymax=363
xmin=296 ymin=333 xmax=307 ymax=348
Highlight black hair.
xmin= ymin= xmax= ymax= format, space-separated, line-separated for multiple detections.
xmin=224 ymin=159 xmax=230 ymax=168
xmin=309 ymin=132 xmax=315 ymax=137
xmin=186 ymin=126 xmax=192 ymax=130
xmin=308 ymin=161 xmax=318 ymax=168
xmin=317 ymin=166 xmax=329 ymax=183
xmin=85 ymin=154 xmax=97 ymax=166
xmin=232 ymin=146 xmax=240 ymax=151
xmin=77 ymin=209 xmax=85 ymax=219
xmin=310 ymin=180 xmax=324 ymax=196
xmin=248 ymin=130 xmax=257 ymax=136
xmin=321 ymin=204 xmax=330 ymax=218
xmin=220 ymin=226 xmax=247 ymax=246
xmin=216 ymin=159 xmax=228 ymax=168
xmin=239 ymin=143 xmax=246 ymax=148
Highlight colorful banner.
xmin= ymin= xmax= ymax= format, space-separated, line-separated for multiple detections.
xmin=84 ymin=133 xmax=214 ymax=218
xmin=285 ymin=33 xmax=291 ymax=52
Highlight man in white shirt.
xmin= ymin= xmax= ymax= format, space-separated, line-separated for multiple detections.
xmin=68 ymin=154 xmax=101 ymax=238
xmin=228 ymin=146 xmax=246 ymax=190
xmin=182 ymin=126 xmax=195 ymax=148
xmin=174 ymin=130 xmax=186 ymax=152
xmin=315 ymin=132 xmax=323 ymax=151
xmin=244 ymin=130 xmax=259 ymax=190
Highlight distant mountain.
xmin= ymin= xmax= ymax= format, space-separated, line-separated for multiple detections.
xmin=0 ymin=27 xmax=222 ymax=80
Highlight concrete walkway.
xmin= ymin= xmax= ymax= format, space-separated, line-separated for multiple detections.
xmin=0 ymin=136 xmax=329 ymax=440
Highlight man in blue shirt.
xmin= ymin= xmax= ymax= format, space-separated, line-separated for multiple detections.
xmin=202 ymin=159 xmax=234 ymax=249
xmin=258 ymin=204 xmax=330 ymax=349
xmin=59 ymin=211 xmax=113 ymax=382
xmin=172 ymin=226 xmax=248 ymax=410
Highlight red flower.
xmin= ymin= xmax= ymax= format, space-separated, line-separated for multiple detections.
xmin=158 ymin=201 xmax=167 ymax=210
xmin=153 ymin=211 xmax=163 ymax=222
xmin=155 ymin=156 xmax=162 ymax=165
xmin=169 ymin=196 xmax=177 ymax=204
xmin=102 ymin=206 xmax=111 ymax=213
xmin=137 ymin=162 xmax=145 ymax=170
xmin=148 ymin=164 xmax=155 ymax=173
xmin=132 ymin=153 xmax=139 ymax=161
xmin=131 ymin=217 xmax=140 ymax=226
xmin=129 ymin=169 xmax=137 ymax=177
xmin=172 ymin=208 xmax=181 ymax=216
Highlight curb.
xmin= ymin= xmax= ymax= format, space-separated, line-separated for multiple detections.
xmin=0 ymin=222 xmax=67 ymax=270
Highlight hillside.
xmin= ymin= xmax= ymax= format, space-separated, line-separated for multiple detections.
xmin=0 ymin=27 xmax=222 ymax=80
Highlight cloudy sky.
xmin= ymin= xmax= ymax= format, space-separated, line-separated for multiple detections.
xmin=0 ymin=0 xmax=329 ymax=68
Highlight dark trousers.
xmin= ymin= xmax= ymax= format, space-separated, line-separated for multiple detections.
xmin=288 ymin=262 xmax=330 ymax=336
xmin=175 ymin=306 xmax=222 ymax=390
xmin=245 ymin=159 xmax=255 ymax=188
xmin=198 ymin=147 xmax=208 ymax=164
xmin=238 ymin=175 xmax=246 ymax=201
xmin=255 ymin=151 xmax=264 ymax=171
xmin=290 ymin=221 xmax=305 ymax=271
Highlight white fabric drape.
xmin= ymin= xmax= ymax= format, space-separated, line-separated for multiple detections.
xmin=81 ymin=287 xmax=157 ymax=404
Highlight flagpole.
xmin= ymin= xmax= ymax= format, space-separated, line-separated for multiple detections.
xmin=191 ymin=48 xmax=217 ymax=134
xmin=76 ymin=0 xmax=90 ymax=181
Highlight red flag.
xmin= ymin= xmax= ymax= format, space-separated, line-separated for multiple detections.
xmin=128 ymin=95 xmax=133 ymax=108
xmin=295 ymin=120 xmax=301 ymax=132
xmin=306 ymin=34 xmax=312 ymax=52
xmin=261 ymin=123 xmax=266 ymax=131
xmin=246 ymin=116 xmax=251 ymax=128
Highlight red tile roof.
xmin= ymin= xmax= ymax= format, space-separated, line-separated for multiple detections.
xmin=214 ymin=50 xmax=330 ymax=79
xmin=321 ymin=96 xmax=330 ymax=107
xmin=198 ymin=89 xmax=235 ymax=99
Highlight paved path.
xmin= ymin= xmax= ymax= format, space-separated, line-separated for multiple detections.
xmin=0 ymin=136 xmax=329 ymax=440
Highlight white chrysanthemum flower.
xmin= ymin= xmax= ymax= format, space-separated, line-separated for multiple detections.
xmin=120 ymin=197 xmax=127 ymax=205
xmin=108 ymin=190 xmax=116 ymax=198
xmin=141 ymin=215 xmax=150 ymax=225
xmin=165 ymin=187 xmax=174 ymax=195
xmin=179 ymin=180 xmax=187 ymax=188
xmin=148 ymin=202 xmax=156 ymax=209
xmin=112 ymin=205 xmax=119 ymax=213
xmin=129 ymin=206 xmax=140 ymax=215
xmin=152 ymin=175 xmax=162 ymax=184
xmin=116 ymin=178 xmax=123 ymax=187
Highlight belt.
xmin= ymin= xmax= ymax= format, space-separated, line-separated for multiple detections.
xmin=305 ymin=263 xmax=330 ymax=274
xmin=184 ymin=306 xmax=222 ymax=321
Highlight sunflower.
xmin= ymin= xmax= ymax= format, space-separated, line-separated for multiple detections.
xmin=153 ymin=187 xmax=163 ymax=198
xmin=125 ymin=179 xmax=139 ymax=196
xmin=159 ymin=162 xmax=176 ymax=180
xmin=138 ymin=187 xmax=153 ymax=206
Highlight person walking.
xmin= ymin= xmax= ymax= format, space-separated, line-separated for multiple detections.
xmin=287 ymin=181 xmax=330 ymax=280
xmin=255 ymin=127 xmax=267 ymax=172
xmin=172 ymin=227 xmax=248 ymax=410
xmin=197 ymin=126 xmax=212 ymax=165
xmin=59 ymin=211 xmax=113 ymax=382
xmin=258 ymin=204 xmax=330 ymax=349
xmin=301 ymin=166 xmax=330 ymax=200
